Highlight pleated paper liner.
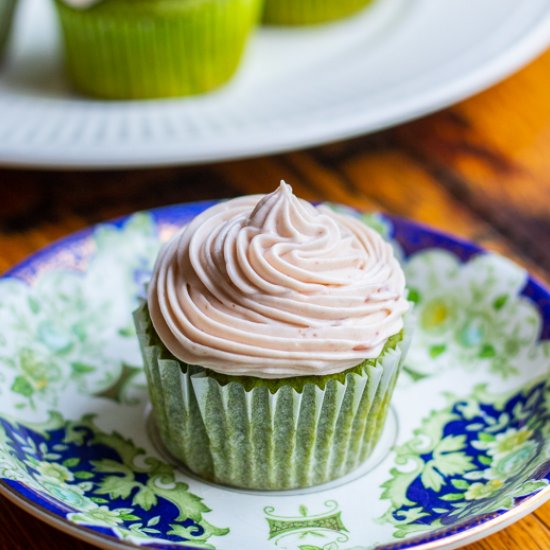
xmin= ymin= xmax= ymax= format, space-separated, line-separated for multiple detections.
xmin=134 ymin=303 xmax=412 ymax=490
xmin=53 ymin=0 xmax=262 ymax=99
xmin=262 ymin=0 xmax=374 ymax=25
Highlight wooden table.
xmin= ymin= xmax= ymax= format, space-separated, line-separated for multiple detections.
xmin=1 ymin=46 xmax=550 ymax=550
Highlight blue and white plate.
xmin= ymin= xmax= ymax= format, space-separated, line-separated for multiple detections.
xmin=1 ymin=202 xmax=549 ymax=550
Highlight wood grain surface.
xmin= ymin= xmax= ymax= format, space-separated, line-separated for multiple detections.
xmin=0 ymin=46 xmax=550 ymax=550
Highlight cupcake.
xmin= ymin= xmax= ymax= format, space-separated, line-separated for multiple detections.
xmin=0 ymin=0 xmax=17 ymax=62
xmin=262 ymin=0 xmax=374 ymax=25
xmin=134 ymin=182 xmax=411 ymax=489
xmin=53 ymin=0 xmax=262 ymax=99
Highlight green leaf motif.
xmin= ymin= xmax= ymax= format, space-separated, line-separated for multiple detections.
xmin=27 ymin=295 xmax=41 ymax=314
xmin=466 ymin=423 xmax=485 ymax=431
xmin=140 ymin=527 xmax=161 ymax=534
xmin=156 ymin=484 xmax=210 ymax=522
xmin=91 ymin=458 xmax=132 ymax=476
xmin=74 ymin=471 xmax=94 ymax=479
xmin=118 ymin=326 xmax=135 ymax=337
xmin=451 ymin=479 xmax=469 ymax=490
xmin=434 ymin=435 xmax=466 ymax=454
xmin=63 ymin=424 xmax=87 ymax=446
xmin=71 ymin=363 xmax=95 ymax=375
xmin=394 ymin=506 xmax=429 ymax=523
xmin=95 ymin=475 xmax=137 ymax=500
xmin=514 ymin=480 xmax=548 ymax=498
xmin=380 ymin=466 xmax=418 ymax=508
xmin=420 ymin=463 xmax=444 ymax=492
xmin=401 ymin=366 xmax=430 ymax=383
xmin=478 ymin=432 xmax=496 ymax=442
xmin=147 ymin=515 xmax=161 ymax=527
xmin=167 ymin=523 xmax=222 ymax=548
xmin=133 ymin=486 xmax=157 ymax=511
xmin=11 ymin=376 xmax=34 ymax=397
xmin=120 ymin=513 xmax=140 ymax=521
xmin=479 ymin=344 xmax=496 ymax=359
xmin=433 ymin=452 xmax=475 ymax=477
xmin=440 ymin=493 xmax=465 ymax=501
xmin=407 ymin=288 xmax=421 ymax=304
xmin=493 ymin=294 xmax=508 ymax=310
xmin=429 ymin=344 xmax=447 ymax=358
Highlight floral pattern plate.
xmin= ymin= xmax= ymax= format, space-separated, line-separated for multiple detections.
xmin=1 ymin=202 xmax=549 ymax=550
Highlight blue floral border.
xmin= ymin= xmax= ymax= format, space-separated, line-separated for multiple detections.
xmin=1 ymin=201 xmax=550 ymax=550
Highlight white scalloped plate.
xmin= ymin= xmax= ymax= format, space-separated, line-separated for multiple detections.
xmin=0 ymin=0 xmax=549 ymax=168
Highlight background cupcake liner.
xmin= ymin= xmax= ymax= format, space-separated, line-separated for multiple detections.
xmin=54 ymin=0 xmax=262 ymax=99
xmin=262 ymin=0 xmax=374 ymax=25
xmin=134 ymin=303 xmax=412 ymax=490
xmin=0 ymin=0 xmax=17 ymax=61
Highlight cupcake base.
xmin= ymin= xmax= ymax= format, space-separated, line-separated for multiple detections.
xmin=262 ymin=0 xmax=374 ymax=26
xmin=54 ymin=0 xmax=262 ymax=100
xmin=134 ymin=303 xmax=411 ymax=490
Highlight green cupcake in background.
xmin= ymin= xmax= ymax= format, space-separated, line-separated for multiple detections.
xmin=135 ymin=182 xmax=411 ymax=490
xmin=53 ymin=0 xmax=262 ymax=99
xmin=262 ymin=0 xmax=374 ymax=25
xmin=0 ymin=0 xmax=17 ymax=62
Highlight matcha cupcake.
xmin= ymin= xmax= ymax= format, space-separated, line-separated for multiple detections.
xmin=0 ymin=0 xmax=17 ymax=62
xmin=134 ymin=182 xmax=411 ymax=490
xmin=53 ymin=0 xmax=262 ymax=99
xmin=262 ymin=0 xmax=374 ymax=25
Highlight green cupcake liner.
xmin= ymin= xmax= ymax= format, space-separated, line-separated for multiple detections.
xmin=134 ymin=303 xmax=411 ymax=490
xmin=262 ymin=0 xmax=374 ymax=25
xmin=0 ymin=0 xmax=17 ymax=62
xmin=53 ymin=0 xmax=262 ymax=99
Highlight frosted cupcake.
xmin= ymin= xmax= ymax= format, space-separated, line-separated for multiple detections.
xmin=53 ymin=0 xmax=262 ymax=99
xmin=134 ymin=182 xmax=410 ymax=489
xmin=262 ymin=0 xmax=374 ymax=25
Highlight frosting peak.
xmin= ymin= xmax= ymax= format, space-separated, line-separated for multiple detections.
xmin=148 ymin=183 xmax=409 ymax=378
xmin=247 ymin=181 xmax=309 ymax=234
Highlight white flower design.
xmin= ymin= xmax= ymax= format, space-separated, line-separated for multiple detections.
xmin=0 ymin=213 xmax=160 ymax=407
xmin=404 ymin=250 xmax=539 ymax=380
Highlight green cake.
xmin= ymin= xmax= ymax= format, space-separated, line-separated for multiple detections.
xmin=53 ymin=0 xmax=262 ymax=99
xmin=262 ymin=0 xmax=375 ymax=25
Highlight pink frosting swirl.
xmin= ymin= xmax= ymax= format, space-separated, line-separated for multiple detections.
xmin=148 ymin=182 xmax=409 ymax=378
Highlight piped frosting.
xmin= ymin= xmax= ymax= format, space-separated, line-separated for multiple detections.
xmin=148 ymin=182 xmax=409 ymax=378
